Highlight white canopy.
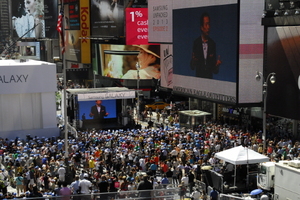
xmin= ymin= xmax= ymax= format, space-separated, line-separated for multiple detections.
xmin=215 ymin=145 xmax=269 ymax=165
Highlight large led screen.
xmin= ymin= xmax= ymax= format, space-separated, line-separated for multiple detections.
xmin=99 ymin=44 xmax=161 ymax=79
xmin=90 ymin=0 xmax=125 ymax=38
xmin=172 ymin=0 xmax=238 ymax=104
xmin=78 ymin=99 xmax=117 ymax=120
xmin=266 ymin=26 xmax=300 ymax=120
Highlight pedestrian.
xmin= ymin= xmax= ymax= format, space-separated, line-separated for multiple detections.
xmin=79 ymin=174 xmax=93 ymax=200
xmin=57 ymin=164 xmax=66 ymax=183
xmin=60 ymin=182 xmax=72 ymax=200
xmin=178 ymin=181 xmax=187 ymax=200
xmin=156 ymin=111 xmax=161 ymax=122
xmin=137 ymin=175 xmax=153 ymax=200
xmin=210 ymin=187 xmax=218 ymax=200
xmin=14 ymin=173 xmax=24 ymax=196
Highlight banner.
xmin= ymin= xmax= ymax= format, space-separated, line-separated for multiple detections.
xmin=78 ymin=91 xmax=136 ymax=101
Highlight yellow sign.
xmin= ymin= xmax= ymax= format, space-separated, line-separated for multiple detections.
xmin=80 ymin=0 xmax=91 ymax=64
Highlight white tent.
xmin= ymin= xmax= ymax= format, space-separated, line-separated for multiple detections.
xmin=215 ymin=145 xmax=269 ymax=165
xmin=215 ymin=145 xmax=269 ymax=188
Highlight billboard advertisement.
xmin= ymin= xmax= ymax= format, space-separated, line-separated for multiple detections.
xmin=160 ymin=44 xmax=173 ymax=88
xmin=266 ymin=26 xmax=300 ymax=120
xmin=44 ymin=0 xmax=59 ymax=38
xmin=62 ymin=0 xmax=91 ymax=64
xmin=148 ymin=0 xmax=173 ymax=43
xmin=12 ymin=0 xmax=46 ymax=39
xmin=90 ymin=0 xmax=125 ymax=38
xmin=126 ymin=8 xmax=151 ymax=45
xmin=172 ymin=0 xmax=238 ymax=104
xmin=238 ymin=0 xmax=264 ymax=104
xmin=99 ymin=44 xmax=161 ymax=79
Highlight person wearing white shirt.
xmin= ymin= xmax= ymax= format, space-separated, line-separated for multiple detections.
xmin=79 ymin=174 xmax=92 ymax=200
xmin=57 ymin=165 xmax=66 ymax=182
xmin=181 ymin=174 xmax=189 ymax=186
xmin=191 ymin=189 xmax=201 ymax=200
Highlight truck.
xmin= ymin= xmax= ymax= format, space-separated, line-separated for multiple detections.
xmin=257 ymin=160 xmax=300 ymax=200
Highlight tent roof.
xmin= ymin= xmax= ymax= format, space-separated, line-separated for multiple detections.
xmin=179 ymin=110 xmax=211 ymax=116
xmin=215 ymin=145 xmax=269 ymax=165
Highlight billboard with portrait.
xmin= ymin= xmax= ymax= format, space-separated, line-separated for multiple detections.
xmin=12 ymin=0 xmax=46 ymax=39
xmin=99 ymin=44 xmax=161 ymax=79
xmin=173 ymin=0 xmax=238 ymax=104
xmin=265 ymin=26 xmax=300 ymax=120
xmin=90 ymin=0 xmax=125 ymax=38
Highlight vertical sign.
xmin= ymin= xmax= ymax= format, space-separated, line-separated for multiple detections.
xmin=126 ymin=8 xmax=150 ymax=45
xmin=80 ymin=0 xmax=91 ymax=63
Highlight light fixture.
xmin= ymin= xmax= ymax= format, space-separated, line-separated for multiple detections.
xmin=270 ymin=74 xmax=276 ymax=84
xmin=255 ymin=71 xmax=262 ymax=81
xmin=274 ymin=10 xmax=280 ymax=16
xmin=284 ymin=10 xmax=289 ymax=15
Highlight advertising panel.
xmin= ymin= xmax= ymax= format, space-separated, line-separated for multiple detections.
xmin=100 ymin=44 xmax=161 ymax=79
xmin=66 ymin=1 xmax=80 ymax=30
xmin=63 ymin=0 xmax=91 ymax=64
xmin=80 ymin=0 xmax=91 ymax=63
xmin=12 ymin=0 xmax=45 ymax=39
xmin=44 ymin=0 xmax=58 ymax=38
xmin=64 ymin=30 xmax=81 ymax=62
xmin=266 ymin=26 xmax=300 ymax=120
xmin=160 ymin=44 xmax=173 ymax=89
xmin=126 ymin=8 xmax=150 ymax=45
xmin=90 ymin=0 xmax=125 ymax=38
xmin=148 ymin=0 xmax=173 ymax=43
xmin=238 ymin=0 xmax=264 ymax=104
xmin=172 ymin=0 xmax=238 ymax=104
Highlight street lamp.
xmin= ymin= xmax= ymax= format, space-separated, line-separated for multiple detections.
xmin=256 ymin=71 xmax=276 ymax=153
xmin=136 ymin=62 xmax=140 ymax=124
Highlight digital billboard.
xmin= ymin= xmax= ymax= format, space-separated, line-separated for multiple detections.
xmin=126 ymin=8 xmax=151 ymax=45
xmin=90 ymin=0 xmax=125 ymax=38
xmin=99 ymin=44 xmax=161 ymax=79
xmin=148 ymin=0 xmax=173 ymax=43
xmin=12 ymin=0 xmax=46 ymax=39
xmin=173 ymin=0 xmax=238 ymax=104
xmin=238 ymin=0 xmax=264 ymax=104
xmin=266 ymin=26 xmax=300 ymax=120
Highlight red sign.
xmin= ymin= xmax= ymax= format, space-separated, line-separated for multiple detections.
xmin=126 ymin=8 xmax=153 ymax=45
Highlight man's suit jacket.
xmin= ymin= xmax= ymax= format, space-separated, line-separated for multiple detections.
xmin=190 ymin=36 xmax=219 ymax=79
xmin=90 ymin=105 xmax=107 ymax=121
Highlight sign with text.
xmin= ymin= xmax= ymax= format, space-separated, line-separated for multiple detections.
xmin=78 ymin=91 xmax=136 ymax=101
xmin=0 ymin=60 xmax=56 ymax=94
xmin=80 ymin=0 xmax=91 ymax=64
xmin=148 ymin=0 xmax=173 ymax=43
xmin=126 ymin=8 xmax=151 ymax=45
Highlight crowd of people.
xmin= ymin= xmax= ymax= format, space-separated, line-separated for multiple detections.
xmin=0 ymin=119 xmax=298 ymax=200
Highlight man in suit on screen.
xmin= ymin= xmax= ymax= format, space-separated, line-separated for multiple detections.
xmin=190 ymin=12 xmax=222 ymax=79
xmin=89 ymin=100 xmax=109 ymax=122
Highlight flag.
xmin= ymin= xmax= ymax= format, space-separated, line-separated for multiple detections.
xmin=57 ymin=2 xmax=65 ymax=54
